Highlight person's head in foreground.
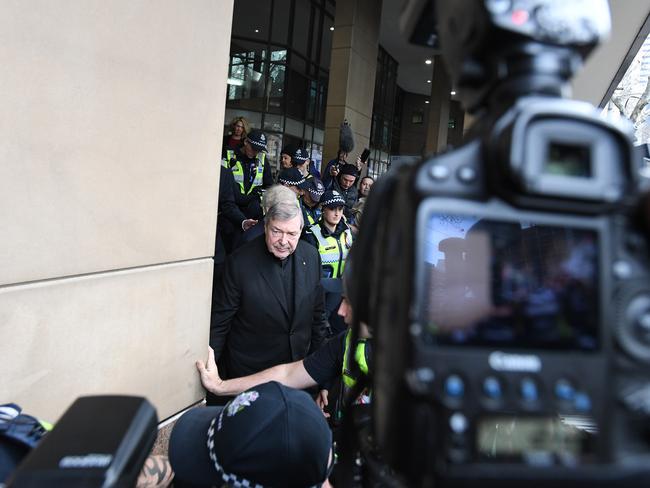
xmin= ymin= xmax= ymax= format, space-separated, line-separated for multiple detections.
xmin=169 ymin=381 xmax=333 ymax=488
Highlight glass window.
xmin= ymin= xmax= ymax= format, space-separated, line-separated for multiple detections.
xmin=325 ymin=0 xmax=335 ymax=17
xmin=304 ymin=124 xmax=314 ymax=144
xmin=268 ymin=60 xmax=286 ymax=113
xmin=271 ymin=0 xmax=291 ymax=44
xmin=224 ymin=108 xmax=262 ymax=130
xmin=290 ymin=52 xmax=308 ymax=75
xmin=321 ymin=15 xmax=333 ymax=70
xmin=292 ymin=0 xmax=311 ymax=57
xmin=310 ymin=143 xmax=323 ymax=172
xmin=266 ymin=132 xmax=284 ymax=174
xmin=317 ymin=75 xmax=328 ymax=126
xmin=313 ymin=128 xmax=324 ymax=144
xmin=311 ymin=9 xmax=322 ymax=63
xmin=228 ymin=41 xmax=268 ymax=112
xmin=306 ymin=80 xmax=318 ymax=121
xmin=282 ymin=133 xmax=303 ymax=152
xmin=286 ymin=68 xmax=309 ymax=119
xmin=232 ymin=0 xmax=271 ymax=41
xmin=263 ymin=114 xmax=284 ymax=132
xmin=285 ymin=117 xmax=305 ymax=138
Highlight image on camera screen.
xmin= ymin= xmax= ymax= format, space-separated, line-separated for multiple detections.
xmin=544 ymin=142 xmax=592 ymax=178
xmin=421 ymin=214 xmax=599 ymax=351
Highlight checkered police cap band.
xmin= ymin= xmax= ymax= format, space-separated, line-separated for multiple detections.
xmin=293 ymin=148 xmax=309 ymax=163
xmin=308 ymin=186 xmax=325 ymax=198
xmin=245 ymin=130 xmax=267 ymax=151
xmin=321 ymin=195 xmax=345 ymax=208
xmin=278 ymin=175 xmax=306 ymax=186
xmin=206 ymin=415 xmax=328 ymax=488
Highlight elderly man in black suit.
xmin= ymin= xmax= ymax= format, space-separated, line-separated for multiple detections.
xmin=209 ymin=198 xmax=327 ymax=403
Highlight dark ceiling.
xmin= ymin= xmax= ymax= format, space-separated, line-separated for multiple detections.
xmin=379 ymin=0 xmax=437 ymax=96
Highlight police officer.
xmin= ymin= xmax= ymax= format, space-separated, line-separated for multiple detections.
xmin=305 ymin=189 xmax=353 ymax=279
xmin=291 ymin=147 xmax=311 ymax=177
xmin=277 ymin=167 xmax=321 ymax=238
xmin=223 ymin=129 xmax=273 ymax=219
xmin=302 ymin=177 xmax=325 ymax=227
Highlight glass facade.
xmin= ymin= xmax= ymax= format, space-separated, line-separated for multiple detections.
xmin=225 ymin=0 xmax=334 ymax=174
xmin=368 ymin=46 xmax=400 ymax=178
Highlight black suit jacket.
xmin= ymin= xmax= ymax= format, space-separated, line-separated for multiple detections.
xmin=215 ymin=166 xmax=246 ymax=266
xmin=210 ymin=235 xmax=327 ymax=379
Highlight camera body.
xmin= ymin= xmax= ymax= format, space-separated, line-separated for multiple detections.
xmin=369 ymin=97 xmax=650 ymax=486
xmin=355 ymin=1 xmax=650 ymax=486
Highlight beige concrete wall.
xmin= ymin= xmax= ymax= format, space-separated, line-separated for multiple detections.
xmin=0 ymin=0 xmax=233 ymax=422
xmin=572 ymin=0 xmax=650 ymax=105
xmin=323 ymin=0 xmax=382 ymax=168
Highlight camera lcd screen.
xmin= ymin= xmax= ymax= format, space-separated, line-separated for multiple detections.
xmin=422 ymin=214 xmax=599 ymax=350
xmin=476 ymin=415 xmax=597 ymax=463
xmin=544 ymin=142 xmax=592 ymax=178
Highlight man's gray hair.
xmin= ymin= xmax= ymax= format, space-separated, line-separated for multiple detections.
xmin=265 ymin=199 xmax=304 ymax=229
xmin=262 ymin=184 xmax=297 ymax=213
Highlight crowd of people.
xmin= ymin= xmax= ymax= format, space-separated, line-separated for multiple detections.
xmin=152 ymin=116 xmax=377 ymax=487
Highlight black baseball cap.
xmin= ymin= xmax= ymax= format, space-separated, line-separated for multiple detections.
xmin=338 ymin=163 xmax=358 ymax=177
xmin=169 ymin=382 xmax=332 ymax=487
xmin=245 ymin=129 xmax=268 ymax=152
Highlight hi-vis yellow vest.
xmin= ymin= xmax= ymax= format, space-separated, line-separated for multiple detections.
xmin=225 ymin=150 xmax=266 ymax=195
xmin=335 ymin=328 xmax=370 ymax=420
xmin=342 ymin=328 xmax=369 ymax=389
xmin=309 ymin=223 xmax=352 ymax=278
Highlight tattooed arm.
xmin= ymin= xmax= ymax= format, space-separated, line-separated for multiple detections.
xmin=136 ymin=455 xmax=174 ymax=488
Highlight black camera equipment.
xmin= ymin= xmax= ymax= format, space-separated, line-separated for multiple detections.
xmin=8 ymin=396 xmax=157 ymax=487
xmin=345 ymin=1 xmax=650 ymax=486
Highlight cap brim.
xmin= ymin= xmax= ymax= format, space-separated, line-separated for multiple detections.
xmin=169 ymin=406 xmax=224 ymax=486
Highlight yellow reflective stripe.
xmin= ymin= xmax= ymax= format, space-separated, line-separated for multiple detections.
xmin=342 ymin=329 xmax=368 ymax=387
xmin=342 ymin=329 xmax=355 ymax=387
xmin=310 ymin=224 xmax=351 ymax=278
xmin=355 ymin=342 xmax=368 ymax=374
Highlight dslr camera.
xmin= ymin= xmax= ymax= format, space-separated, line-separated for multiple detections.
xmin=348 ymin=1 xmax=650 ymax=486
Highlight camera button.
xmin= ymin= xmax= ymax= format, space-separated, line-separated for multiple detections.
xmin=520 ymin=377 xmax=539 ymax=402
xmin=449 ymin=412 xmax=468 ymax=434
xmin=456 ymin=165 xmax=477 ymax=183
xmin=613 ymin=260 xmax=633 ymax=279
xmin=574 ymin=392 xmax=592 ymax=412
xmin=482 ymin=376 xmax=503 ymax=400
xmin=554 ymin=379 xmax=575 ymax=402
xmin=444 ymin=374 xmax=465 ymax=399
xmin=430 ymin=164 xmax=450 ymax=181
